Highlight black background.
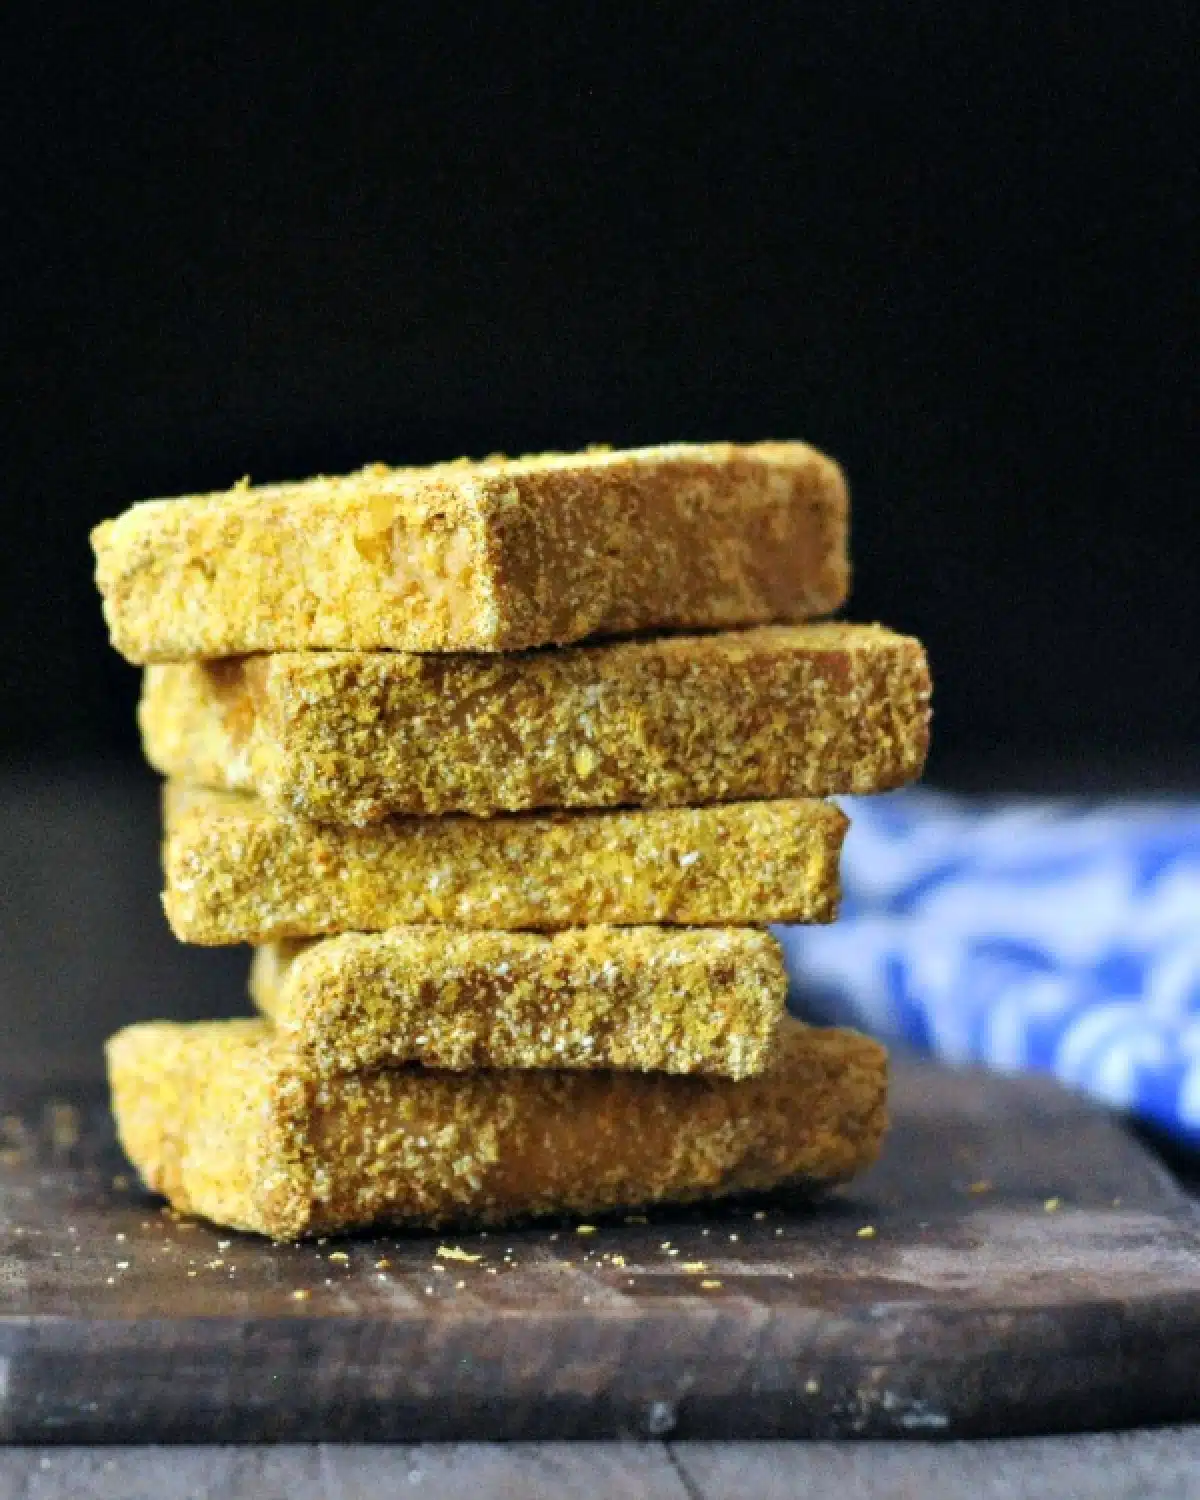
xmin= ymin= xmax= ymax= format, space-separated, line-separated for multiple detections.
xmin=2 ymin=6 xmax=1195 ymax=782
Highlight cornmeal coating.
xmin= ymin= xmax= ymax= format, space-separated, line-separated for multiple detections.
xmin=249 ymin=925 xmax=788 ymax=1079
xmin=141 ymin=622 xmax=930 ymax=824
xmin=92 ymin=442 xmax=848 ymax=662
xmin=106 ymin=1018 xmax=888 ymax=1238
xmin=163 ymin=785 xmax=847 ymax=944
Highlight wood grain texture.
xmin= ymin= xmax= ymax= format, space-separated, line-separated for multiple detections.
xmin=1 ymin=1059 xmax=1199 ymax=1443
xmin=6 ymin=1433 xmax=1200 ymax=1500
xmin=0 ymin=1443 xmax=692 ymax=1500
xmin=671 ymin=1429 xmax=1200 ymax=1500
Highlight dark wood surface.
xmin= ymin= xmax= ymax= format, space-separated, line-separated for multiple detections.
xmin=2 ymin=1056 xmax=1199 ymax=1443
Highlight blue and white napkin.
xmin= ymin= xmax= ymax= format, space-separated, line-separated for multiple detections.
xmin=776 ymin=790 xmax=1200 ymax=1146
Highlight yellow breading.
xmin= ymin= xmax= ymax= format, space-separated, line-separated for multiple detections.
xmin=106 ymin=1018 xmax=888 ymax=1239
xmin=92 ymin=442 xmax=848 ymax=662
xmin=163 ymin=784 xmax=847 ymax=944
xmin=140 ymin=623 xmax=930 ymax=824
xmin=249 ymin=925 xmax=789 ymax=1079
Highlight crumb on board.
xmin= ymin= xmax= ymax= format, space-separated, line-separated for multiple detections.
xmin=576 ymin=1225 xmax=597 ymax=1236
xmin=856 ymin=1225 xmax=876 ymax=1239
xmin=1044 ymin=1197 xmax=1061 ymax=1212
xmin=700 ymin=1279 xmax=722 ymax=1290
xmin=437 ymin=1245 xmax=483 ymax=1263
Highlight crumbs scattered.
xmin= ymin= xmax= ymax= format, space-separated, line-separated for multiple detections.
xmin=437 ymin=1245 xmax=482 ymax=1263
xmin=328 ymin=1251 xmax=350 ymax=1264
xmin=375 ymin=1258 xmax=392 ymax=1270
xmin=682 ymin=1261 xmax=708 ymax=1273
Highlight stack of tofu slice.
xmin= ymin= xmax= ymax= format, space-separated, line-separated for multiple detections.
xmin=91 ymin=442 xmax=930 ymax=1239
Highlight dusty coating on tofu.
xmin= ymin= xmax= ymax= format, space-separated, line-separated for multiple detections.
xmin=163 ymin=785 xmax=847 ymax=943
xmin=92 ymin=442 xmax=848 ymax=661
xmin=106 ymin=1018 xmax=888 ymax=1239
xmin=140 ymin=622 xmax=931 ymax=824
xmin=249 ymin=925 xmax=789 ymax=1080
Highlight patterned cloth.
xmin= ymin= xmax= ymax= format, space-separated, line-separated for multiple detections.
xmin=776 ymin=790 xmax=1200 ymax=1145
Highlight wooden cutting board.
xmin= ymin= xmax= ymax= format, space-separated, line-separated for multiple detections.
xmin=1 ymin=1056 xmax=1199 ymax=1443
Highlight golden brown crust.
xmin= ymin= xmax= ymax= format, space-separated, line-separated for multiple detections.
xmin=163 ymin=785 xmax=846 ymax=943
xmin=140 ymin=623 xmax=931 ymax=824
xmin=106 ymin=1018 xmax=888 ymax=1239
xmin=92 ymin=442 xmax=848 ymax=661
xmin=250 ymin=925 xmax=788 ymax=1079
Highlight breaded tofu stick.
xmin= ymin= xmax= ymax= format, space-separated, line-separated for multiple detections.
xmin=163 ymin=785 xmax=847 ymax=944
xmin=141 ymin=622 xmax=930 ymax=824
xmin=92 ymin=442 xmax=848 ymax=662
xmin=249 ymin=926 xmax=788 ymax=1080
xmin=107 ymin=1018 xmax=888 ymax=1238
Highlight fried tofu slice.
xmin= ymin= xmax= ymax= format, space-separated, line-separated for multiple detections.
xmin=107 ymin=1018 xmax=887 ymax=1238
xmin=163 ymin=785 xmax=846 ymax=944
xmin=141 ymin=622 xmax=930 ymax=824
xmin=92 ymin=441 xmax=848 ymax=661
xmin=249 ymin=925 xmax=788 ymax=1080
